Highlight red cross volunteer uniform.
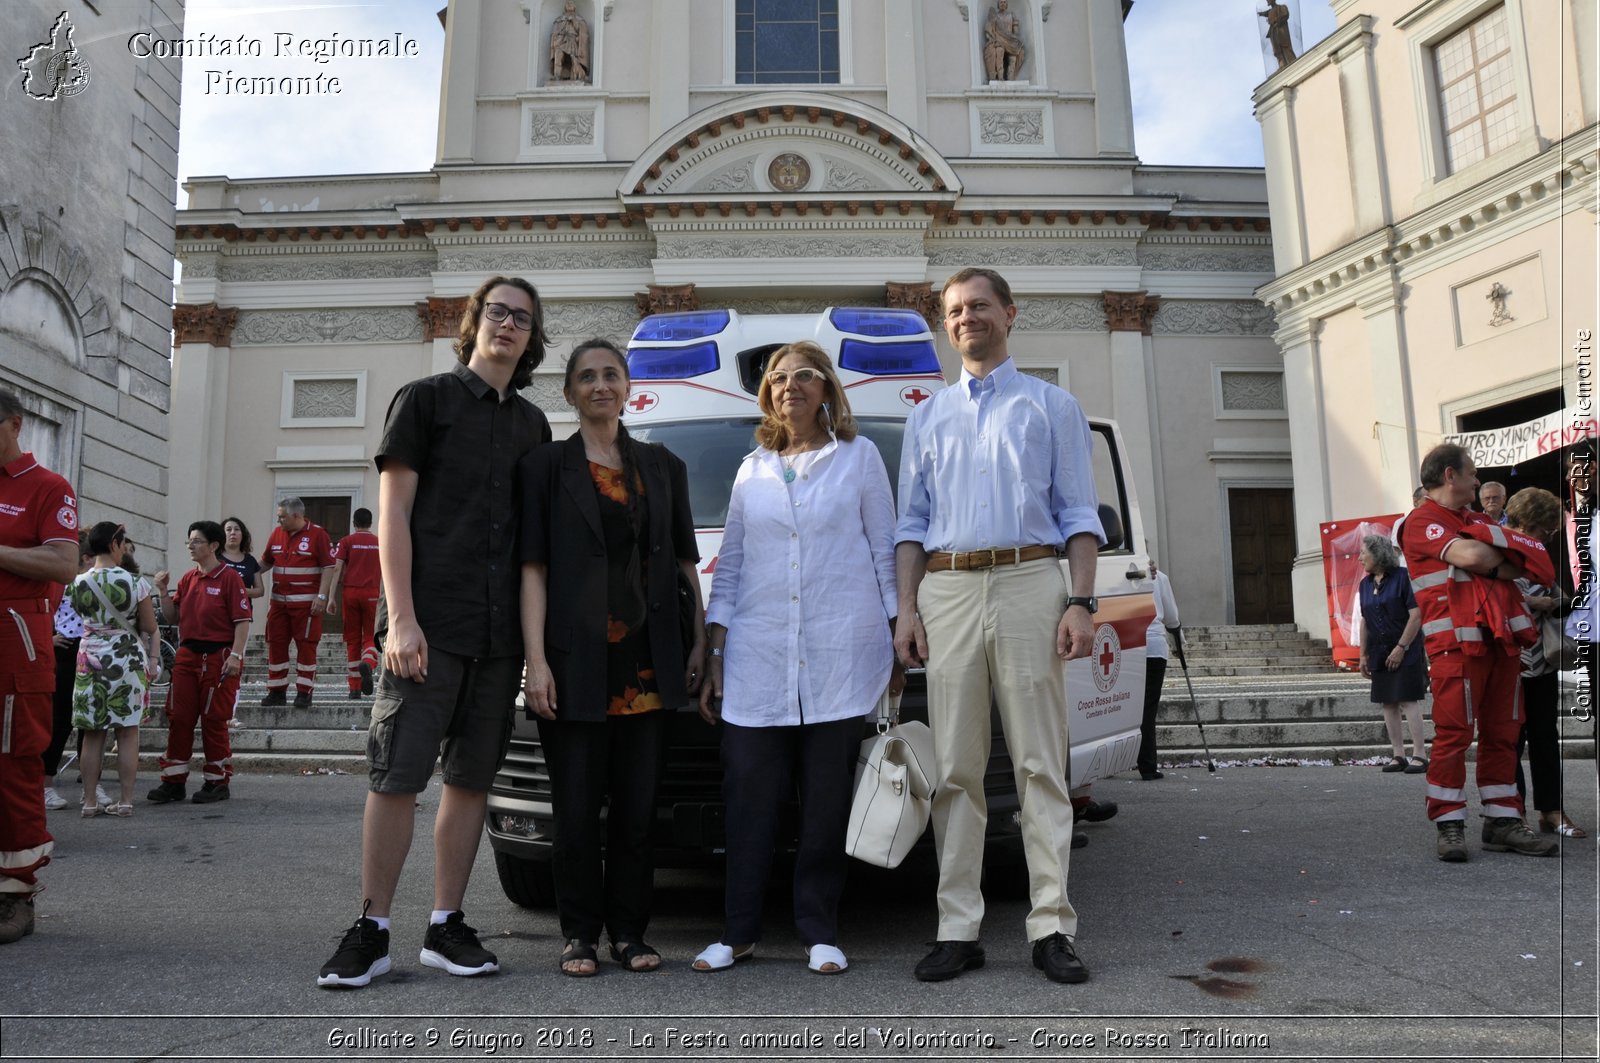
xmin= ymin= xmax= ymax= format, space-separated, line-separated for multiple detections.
xmin=261 ymin=521 xmax=335 ymax=699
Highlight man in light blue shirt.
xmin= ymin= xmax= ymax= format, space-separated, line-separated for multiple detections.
xmin=894 ymin=267 xmax=1103 ymax=986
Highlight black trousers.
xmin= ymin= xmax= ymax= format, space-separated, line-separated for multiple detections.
xmin=1136 ymin=656 xmax=1169 ymax=775
xmin=539 ymin=709 xmax=670 ymax=944
xmin=720 ymin=716 xmax=861 ymax=948
xmin=1516 ymin=671 xmax=1564 ymax=813
xmin=42 ymin=638 xmax=79 ymax=778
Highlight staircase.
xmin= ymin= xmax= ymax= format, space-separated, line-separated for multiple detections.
xmin=139 ymin=629 xmax=1596 ymax=773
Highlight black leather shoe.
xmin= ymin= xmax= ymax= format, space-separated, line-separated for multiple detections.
xmin=1140 ymin=770 xmax=1164 ymax=781
xmin=1075 ymin=799 xmax=1118 ymax=823
xmin=1072 ymin=831 xmax=1089 ymax=849
xmin=914 ymin=940 xmax=985 ymax=982
xmin=1031 ymin=932 xmax=1089 ymax=984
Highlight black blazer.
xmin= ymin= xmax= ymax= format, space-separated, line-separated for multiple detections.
xmin=519 ymin=433 xmax=699 ymax=721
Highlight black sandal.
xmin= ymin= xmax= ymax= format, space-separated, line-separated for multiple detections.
xmin=610 ymin=940 xmax=662 ymax=972
xmin=559 ymin=939 xmax=598 ymax=978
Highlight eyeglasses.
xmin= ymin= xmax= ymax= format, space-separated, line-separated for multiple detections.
xmin=185 ymin=538 xmax=209 ymax=547
xmin=767 ymin=367 xmax=824 ymax=387
xmin=483 ymin=302 xmax=534 ymax=331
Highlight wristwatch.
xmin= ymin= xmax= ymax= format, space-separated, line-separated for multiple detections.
xmin=1065 ymin=596 xmax=1098 ymax=614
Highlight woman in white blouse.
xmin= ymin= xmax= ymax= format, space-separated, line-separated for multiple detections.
xmin=694 ymin=341 xmax=902 ymax=976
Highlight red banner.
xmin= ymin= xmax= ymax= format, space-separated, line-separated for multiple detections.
xmin=1320 ymin=513 xmax=1404 ymax=669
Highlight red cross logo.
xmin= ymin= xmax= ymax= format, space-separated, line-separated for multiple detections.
xmin=901 ymin=386 xmax=931 ymax=407
xmin=1090 ymin=624 xmax=1121 ymax=693
xmin=627 ymin=391 xmax=658 ymax=413
xmin=1099 ymin=642 xmax=1116 ymax=677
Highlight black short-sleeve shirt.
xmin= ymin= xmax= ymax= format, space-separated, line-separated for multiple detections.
xmin=375 ymin=361 xmax=552 ymax=658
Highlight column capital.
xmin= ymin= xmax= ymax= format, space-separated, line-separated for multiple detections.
xmin=635 ymin=283 xmax=700 ymax=318
xmin=885 ymin=280 xmax=940 ymax=329
xmin=417 ymin=296 xmax=468 ymax=341
xmin=172 ymin=303 xmax=238 ymax=348
xmin=1102 ymin=290 xmax=1160 ymax=335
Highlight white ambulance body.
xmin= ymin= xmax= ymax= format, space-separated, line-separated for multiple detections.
xmin=623 ymin=307 xmax=1154 ymax=789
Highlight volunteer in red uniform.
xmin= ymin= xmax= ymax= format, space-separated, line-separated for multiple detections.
xmin=328 ymin=507 xmax=381 ymax=699
xmin=1400 ymin=443 xmax=1558 ymax=862
xmin=148 ymin=521 xmax=252 ymax=804
xmin=0 ymin=388 xmax=79 ymax=945
xmin=258 ymin=497 xmax=335 ymax=709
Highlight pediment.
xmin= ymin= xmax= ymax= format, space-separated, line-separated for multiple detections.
xmin=620 ymin=92 xmax=962 ymax=202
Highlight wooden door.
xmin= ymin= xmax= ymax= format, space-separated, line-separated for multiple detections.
xmin=301 ymin=496 xmax=350 ymax=635
xmin=1229 ymin=487 xmax=1296 ymax=625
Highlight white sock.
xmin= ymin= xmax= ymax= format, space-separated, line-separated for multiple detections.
xmin=371 ymin=916 xmax=391 ymax=930
xmin=430 ymin=909 xmax=455 ymax=925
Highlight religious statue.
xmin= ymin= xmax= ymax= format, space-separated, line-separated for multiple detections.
xmin=1487 ymin=282 xmax=1514 ymax=327
xmin=983 ymin=0 xmax=1026 ymax=82
xmin=549 ymin=1 xmax=590 ymax=83
xmin=1261 ymin=1 xmax=1297 ymax=71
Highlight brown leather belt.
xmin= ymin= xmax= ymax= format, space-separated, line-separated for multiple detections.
xmin=926 ymin=545 xmax=1058 ymax=573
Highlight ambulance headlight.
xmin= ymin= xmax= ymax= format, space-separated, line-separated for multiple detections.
xmin=829 ymin=308 xmax=929 ymax=337
xmin=632 ymin=310 xmax=731 ymax=342
xmin=628 ymin=340 xmax=720 ymax=379
xmin=837 ymin=338 xmax=941 ymax=375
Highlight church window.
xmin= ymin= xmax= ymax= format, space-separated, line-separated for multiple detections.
xmin=1431 ymin=6 xmax=1517 ymax=173
xmin=735 ymin=0 xmax=839 ymax=84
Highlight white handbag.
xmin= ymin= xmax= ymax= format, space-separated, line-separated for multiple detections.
xmin=845 ymin=689 xmax=937 ymax=869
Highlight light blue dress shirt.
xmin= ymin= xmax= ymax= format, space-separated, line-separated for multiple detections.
xmin=895 ymin=358 xmax=1104 ymax=552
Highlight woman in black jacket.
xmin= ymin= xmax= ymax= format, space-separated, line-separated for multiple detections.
xmin=519 ymin=338 xmax=705 ymax=976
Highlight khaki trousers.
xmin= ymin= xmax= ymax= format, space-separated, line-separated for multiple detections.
xmin=918 ymin=557 xmax=1078 ymax=942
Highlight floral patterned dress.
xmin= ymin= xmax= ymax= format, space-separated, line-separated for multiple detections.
xmin=590 ymin=461 xmax=663 ymax=716
xmin=69 ymin=566 xmax=150 ymax=730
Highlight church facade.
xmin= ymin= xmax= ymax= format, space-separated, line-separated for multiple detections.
xmin=171 ymin=0 xmax=1291 ymax=625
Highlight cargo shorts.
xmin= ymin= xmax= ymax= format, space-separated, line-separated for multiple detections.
xmin=366 ymin=648 xmax=521 ymax=794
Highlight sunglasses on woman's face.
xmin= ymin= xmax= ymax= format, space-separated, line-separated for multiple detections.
xmin=767 ymin=367 xmax=823 ymax=387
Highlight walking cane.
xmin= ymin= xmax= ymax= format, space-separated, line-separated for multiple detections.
xmin=1168 ymin=625 xmax=1217 ymax=773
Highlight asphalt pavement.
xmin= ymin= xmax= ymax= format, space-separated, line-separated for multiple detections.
xmin=4 ymin=762 xmax=1596 ymax=1062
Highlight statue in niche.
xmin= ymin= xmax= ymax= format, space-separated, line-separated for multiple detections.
xmin=1487 ymin=282 xmax=1514 ymax=327
xmin=549 ymin=1 xmax=590 ymax=83
xmin=983 ymin=0 xmax=1026 ymax=82
xmin=1261 ymin=1 xmax=1297 ymax=70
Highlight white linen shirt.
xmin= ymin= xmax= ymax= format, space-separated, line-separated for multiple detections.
xmin=895 ymin=358 xmax=1104 ymax=552
xmin=706 ymin=435 xmax=898 ymax=727
xmin=1145 ymin=569 xmax=1180 ymax=660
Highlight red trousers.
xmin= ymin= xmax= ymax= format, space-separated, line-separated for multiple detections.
xmin=266 ymin=602 xmax=322 ymax=695
xmin=161 ymin=646 xmax=240 ymax=786
xmin=1425 ymin=649 xmax=1524 ymax=822
xmin=1 ymin=607 xmax=55 ymax=894
xmin=341 ymin=590 xmax=379 ymax=692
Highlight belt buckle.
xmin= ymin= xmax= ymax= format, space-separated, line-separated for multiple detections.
xmin=979 ymin=548 xmax=999 ymax=570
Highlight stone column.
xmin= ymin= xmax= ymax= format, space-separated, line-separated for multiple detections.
xmin=169 ymin=303 xmax=238 ymax=562
xmin=418 ymin=296 xmax=468 ymax=376
xmin=635 ymin=283 xmax=699 ymax=317
xmin=650 ymin=0 xmax=691 ymax=139
xmin=884 ymin=0 xmax=926 ymax=129
xmin=1333 ymin=29 xmax=1390 ymax=232
xmin=1102 ymin=291 xmax=1160 ymax=556
xmin=1087 ymin=0 xmax=1136 ymax=156
xmin=886 ymin=281 xmax=939 ymax=329
xmin=437 ymin=0 xmax=480 ymax=163
xmin=1255 ymin=86 xmax=1307 ymax=273
xmin=1278 ymin=317 xmax=1333 ymax=641
xmin=1357 ymin=281 xmax=1419 ymax=511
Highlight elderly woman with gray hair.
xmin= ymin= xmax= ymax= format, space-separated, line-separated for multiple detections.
xmin=1359 ymin=534 xmax=1430 ymax=772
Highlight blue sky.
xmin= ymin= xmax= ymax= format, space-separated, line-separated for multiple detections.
xmin=174 ymin=0 xmax=1340 ymax=188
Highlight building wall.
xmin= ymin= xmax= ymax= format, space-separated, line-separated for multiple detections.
xmin=0 ymin=1 xmax=181 ymax=566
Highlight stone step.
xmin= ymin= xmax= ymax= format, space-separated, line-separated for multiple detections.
xmin=1151 ymin=739 xmax=1597 ymax=767
xmin=1185 ymin=663 xmax=1344 ymax=677
xmin=1183 ymin=641 xmax=1330 ymax=656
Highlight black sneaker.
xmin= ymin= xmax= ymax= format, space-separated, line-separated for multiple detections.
xmin=146 ymin=781 xmax=186 ymax=804
xmin=292 ymin=692 xmax=313 ymax=710
xmin=359 ymin=662 xmax=374 ymax=696
xmin=420 ymin=911 xmax=499 ymax=976
xmin=260 ymin=690 xmax=287 ymax=707
xmin=318 ymin=906 xmax=391 ymax=988
xmin=192 ymin=782 xmax=230 ymax=804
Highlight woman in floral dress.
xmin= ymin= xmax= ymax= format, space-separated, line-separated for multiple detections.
xmin=69 ymin=521 xmax=160 ymax=817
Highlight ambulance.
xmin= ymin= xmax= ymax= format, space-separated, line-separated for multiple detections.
xmin=485 ymin=307 xmax=1154 ymax=907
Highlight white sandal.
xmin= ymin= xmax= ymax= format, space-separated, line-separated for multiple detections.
xmin=806 ymin=944 xmax=848 ymax=974
xmin=691 ymin=942 xmax=754 ymax=972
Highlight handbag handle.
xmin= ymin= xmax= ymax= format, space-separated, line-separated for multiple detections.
xmin=874 ymin=685 xmax=901 ymax=734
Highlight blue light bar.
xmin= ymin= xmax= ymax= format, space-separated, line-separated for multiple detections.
xmin=828 ymin=308 xmax=930 ymax=338
xmin=632 ymin=310 xmax=731 ymax=342
xmin=837 ymin=338 xmax=941 ymax=376
xmin=628 ymin=340 xmax=720 ymax=379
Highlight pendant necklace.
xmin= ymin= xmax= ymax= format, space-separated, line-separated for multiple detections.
xmin=783 ymin=452 xmax=798 ymax=483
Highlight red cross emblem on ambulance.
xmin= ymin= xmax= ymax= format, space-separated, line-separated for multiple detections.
xmin=628 ymin=391 xmax=659 ymax=413
xmin=1091 ymin=624 xmax=1121 ymax=693
xmin=900 ymin=386 xmax=931 ymax=407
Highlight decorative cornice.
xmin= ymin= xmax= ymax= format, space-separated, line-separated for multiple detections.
xmin=1102 ymin=290 xmax=1160 ymax=335
xmin=417 ymin=296 xmax=468 ymax=341
xmin=172 ymin=302 xmax=239 ymax=347
xmin=635 ymin=284 xmax=699 ymax=318
xmin=885 ymin=281 xmax=940 ymax=329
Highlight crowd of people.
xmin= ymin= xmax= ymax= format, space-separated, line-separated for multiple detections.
xmin=2 ymin=264 xmax=1590 ymax=980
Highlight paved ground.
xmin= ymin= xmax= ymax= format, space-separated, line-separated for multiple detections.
xmin=3 ymin=763 xmax=1596 ymax=1062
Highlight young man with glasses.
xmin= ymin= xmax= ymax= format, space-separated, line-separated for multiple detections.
xmin=149 ymin=522 xmax=251 ymax=804
xmin=318 ymin=276 xmax=552 ymax=988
